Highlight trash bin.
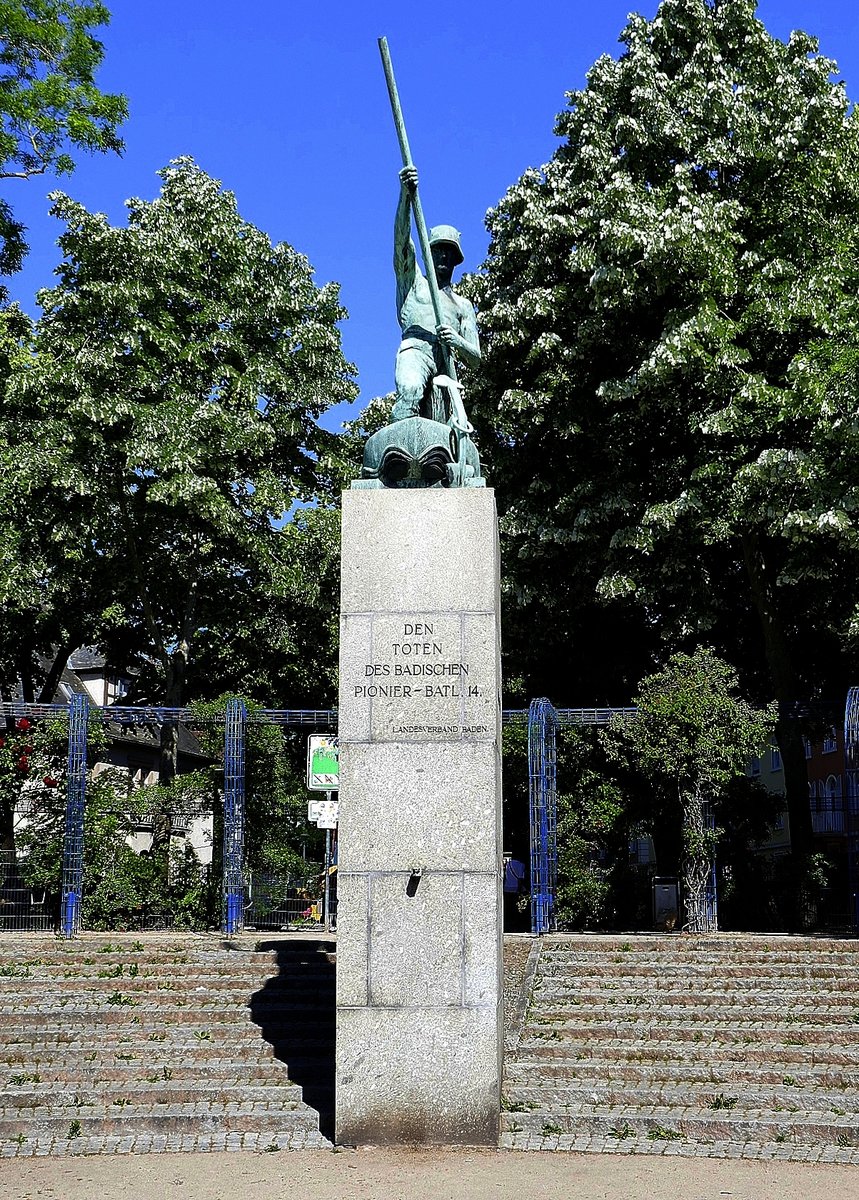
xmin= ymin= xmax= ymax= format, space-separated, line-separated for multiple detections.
xmin=653 ymin=877 xmax=679 ymax=932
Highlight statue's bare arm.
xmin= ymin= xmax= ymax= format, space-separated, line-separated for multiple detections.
xmin=437 ymin=303 xmax=481 ymax=369
xmin=395 ymin=166 xmax=417 ymax=315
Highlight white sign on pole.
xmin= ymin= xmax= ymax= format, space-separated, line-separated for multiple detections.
xmin=308 ymin=799 xmax=323 ymax=823
xmin=315 ymin=799 xmax=340 ymax=829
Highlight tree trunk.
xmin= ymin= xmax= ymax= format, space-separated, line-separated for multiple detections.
xmin=151 ymin=653 xmax=185 ymax=861
xmin=682 ymin=789 xmax=716 ymax=934
xmin=37 ymin=640 xmax=77 ymax=704
xmin=152 ymin=621 xmax=194 ymax=863
xmin=0 ymin=799 xmax=15 ymax=856
xmin=741 ymin=532 xmax=813 ymax=859
xmin=17 ymin=656 xmax=34 ymax=704
xmin=0 ymin=700 xmax=16 ymax=856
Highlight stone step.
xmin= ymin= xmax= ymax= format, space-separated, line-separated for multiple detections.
xmin=539 ymin=936 xmax=859 ymax=952
xmin=535 ymin=982 xmax=859 ymax=1002
xmin=0 ymin=1001 xmax=335 ymax=1021
xmin=536 ymin=963 xmax=859 ymax=982
xmin=0 ymin=1058 xmax=330 ymax=1086
xmin=0 ymin=942 xmax=324 ymax=953
xmin=534 ymin=984 xmax=859 ymax=1003
xmin=0 ymin=1021 xmax=331 ymax=1044
xmin=513 ymin=1040 xmax=859 ymax=1067
xmin=0 ymin=937 xmax=336 ymax=1155
xmin=519 ymin=1021 xmax=859 ymax=1046
xmin=0 ymin=1039 xmax=331 ymax=1063
xmin=503 ymin=1058 xmax=859 ymax=1090
xmin=4 ymin=1130 xmax=333 ymax=1154
xmin=503 ymin=1081 xmax=859 ymax=1113
xmin=0 ymin=1008 xmax=331 ymax=1027
xmin=520 ymin=1017 xmax=858 ymax=1036
xmin=528 ymin=1010 xmax=859 ymax=1030
xmin=528 ymin=1001 xmax=859 ymax=1022
xmin=499 ymin=1104 xmax=859 ymax=1147
xmin=2 ymin=1081 xmax=305 ymax=1108
xmin=0 ymin=966 xmax=332 ymax=980
xmin=540 ymin=947 xmax=859 ymax=962
xmin=0 ymin=963 xmax=332 ymax=981
xmin=0 ymin=1103 xmax=322 ymax=1140
xmin=0 ymin=1062 xmax=296 ymax=1085
xmin=0 ymin=965 xmax=332 ymax=979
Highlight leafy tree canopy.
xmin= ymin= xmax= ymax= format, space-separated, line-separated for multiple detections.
xmin=2 ymin=157 xmax=357 ymax=732
xmin=465 ymin=0 xmax=859 ymax=848
xmin=606 ymin=647 xmax=775 ymax=928
xmin=611 ymin=649 xmax=774 ymax=798
xmin=0 ymin=0 xmax=127 ymax=278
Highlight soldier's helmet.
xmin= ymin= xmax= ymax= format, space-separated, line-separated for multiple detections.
xmin=429 ymin=225 xmax=464 ymax=266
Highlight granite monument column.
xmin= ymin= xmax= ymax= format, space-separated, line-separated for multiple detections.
xmin=335 ymin=487 xmax=502 ymax=1144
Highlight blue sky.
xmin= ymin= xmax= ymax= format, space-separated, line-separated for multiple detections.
xmin=3 ymin=1 xmax=858 ymax=427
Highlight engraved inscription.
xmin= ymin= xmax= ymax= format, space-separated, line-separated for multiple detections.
xmin=341 ymin=612 xmax=497 ymax=742
xmin=353 ymin=620 xmax=481 ymax=703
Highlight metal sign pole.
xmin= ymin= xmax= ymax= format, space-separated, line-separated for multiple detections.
xmin=323 ymin=790 xmax=332 ymax=932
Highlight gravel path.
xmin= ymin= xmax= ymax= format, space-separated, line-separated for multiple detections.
xmin=3 ymin=1145 xmax=859 ymax=1199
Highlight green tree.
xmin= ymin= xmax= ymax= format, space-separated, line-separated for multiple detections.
xmin=0 ymin=295 xmax=123 ymax=711
xmin=187 ymin=505 xmax=343 ymax=710
xmin=554 ymin=727 xmax=631 ymax=930
xmin=0 ymin=712 xmax=62 ymax=858
xmin=0 ymin=0 xmax=127 ymax=281
xmin=190 ymin=697 xmax=324 ymax=887
xmin=465 ymin=0 xmax=859 ymax=855
xmin=606 ymin=648 xmax=774 ymax=931
xmin=6 ymin=158 xmax=357 ymax=856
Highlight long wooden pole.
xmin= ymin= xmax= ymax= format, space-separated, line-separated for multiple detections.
xmin=378 ymin=37 xmax=471 ymax=445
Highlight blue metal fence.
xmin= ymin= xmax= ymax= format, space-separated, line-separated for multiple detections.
xmin=844 ymin=687 xmax=859 ymax=930
xmin=1 ymin=698 xmax=337 ymax=936
xmin=4 ymin=698 xmax=639 ymax=937
xmin=223 ymin=698 xmax=247 ymax=935
xmin=60 ymin=693 xmax=89 ymax=938
xmin=12 ymin=688 xmax=859 ymax=938
xmin=528 ymin=698 xmax=558 ymax=935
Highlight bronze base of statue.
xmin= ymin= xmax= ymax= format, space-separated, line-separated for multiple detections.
xmin=351 ymin=416 xmax=484 ymax=490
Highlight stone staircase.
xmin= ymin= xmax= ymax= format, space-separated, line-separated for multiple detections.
xmin=501 ymin=934 xmax=859 ymax=1162
xmin=0 ymin=933 xmax=336 ymax=1156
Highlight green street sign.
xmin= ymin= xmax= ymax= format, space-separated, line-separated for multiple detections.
xmin=307 ymin=736 xmax=339 ymax=791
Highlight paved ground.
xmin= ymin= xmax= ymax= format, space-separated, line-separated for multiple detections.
xmin=2 ymin=1146 xmax=858 ymax=1199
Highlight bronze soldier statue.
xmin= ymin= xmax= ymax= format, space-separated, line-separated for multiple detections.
xmin=392 ymin=165 xmax=481 ymax=423
xmin=350 ymin=38 xmax=484 ymax=488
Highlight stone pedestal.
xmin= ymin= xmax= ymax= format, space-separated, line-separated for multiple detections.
xmin=335 ymin=488 xmax=503 ymax=1146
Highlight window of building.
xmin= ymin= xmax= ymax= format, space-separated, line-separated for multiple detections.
xmin=770 ymin=746 xmax=782 ymax=771
xmin=750 ymin=756 xmax=761 ymax=777
xmin=823 ymin=728 xmax=837 ymax=753
xmin=825 ymin=775 xmax=843 ymax=811
xmin=803 ymin=737 xmax=812 ymax=760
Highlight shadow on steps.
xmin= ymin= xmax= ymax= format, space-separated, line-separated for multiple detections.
xmin=249 ymin=939 xmax=336 ymax=1141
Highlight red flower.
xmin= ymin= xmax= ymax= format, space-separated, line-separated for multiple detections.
xmin=0 ymin=737 xmax=4 ymax=748
xmin=17 ymin=756 xmax=29 ymax=771
xmin=43 ymin=776 xmax=58 ymax=788
xmin=22 ymin=745 xmax=33 ymax=754
xmin=16 ymin=718 xmax=31 ymax=731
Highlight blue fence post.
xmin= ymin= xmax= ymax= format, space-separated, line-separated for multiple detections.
xmin=528 ymin=698 xmax=558 ymax=935
xmin=223 ymin=698 xmax=247 ymax=936
xmin=844 ymin=688 xmax=859 ymax=932
xmin=61 ymin=693 xmax=89 ymax=938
